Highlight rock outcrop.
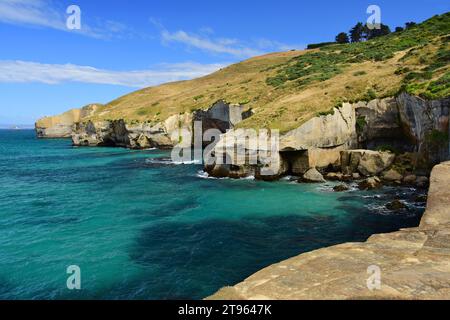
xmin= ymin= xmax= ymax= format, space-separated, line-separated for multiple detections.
xmin=341 ymin=150 xmax=395 ymax=176
xmin=35 ymin=104 xmax=99 ymax=138
xmin=207 ymin=161 xmax=450 ymax=300
xmin=206 ymin=103 xmax=357 ymax=180
xmin=301 ymin=168 xmax=325 ymax=183
xmin=358 ymin=176 xmax=382 ymax=190
xmin=281 ymin=102 xmax=357 ymax=150
xmin=71 ymin=101 xmax=248 ymax=149
xmin=381 ymin=168 xmax=403 ymax=182
xmin=396 ymin=92 xmax=450 ymax=165
xmin=355 ymin=98 xmax=407 ymax=150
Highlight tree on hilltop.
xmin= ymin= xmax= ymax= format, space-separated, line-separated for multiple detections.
xmin=350 ymin=22 xmax=365 ymax=42
xmin=335 ymin=32 xmax=350 ymax=44
xmin=405 ymin=22 xmax=417 ymax=29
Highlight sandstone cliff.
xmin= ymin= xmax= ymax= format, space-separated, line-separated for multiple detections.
xmin=71 ymin=100 xmax=248 ymax=149
xmin=205 ymin=93 xmax=449 ymax=180
xmin=208 ymin=161 xmax=450 ymax=300
xmin=35 ymin=104 xmax=100 ymax=138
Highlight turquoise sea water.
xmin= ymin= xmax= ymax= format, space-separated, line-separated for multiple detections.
xmin=0 ymin=130 xmax=426 ymax=299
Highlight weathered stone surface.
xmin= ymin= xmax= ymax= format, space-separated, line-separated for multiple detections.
xmin=208 ymin=161 xmax=450 ymax=300
xmin=355 ymin=98 xmax=405 ymax=148
xmin=382 ymin=169 xmax=403 ymax=182
xmin=341 ymin=150 xmax=395 ymax=176
xmin=358 ymin=151 xmax=396 ymax=176
xmin=403 ymin=174 xmax=417 ymax=184
xmin=301 ymin=168 xmax=325 ymax=183
xmin=416 ymin=176 xmax=429 ymax=188
xmin=281 ymin=102 xmax=357 ymax=150
xmin=358 ymin=176 xmax=382 ymax=190
xmin=35 ymin=104 xmax=99 ymax=138
xmin=71 ymin=101 xmax=251 ymax=150
xmin=397 ymin=93 xmax=450 ymax=165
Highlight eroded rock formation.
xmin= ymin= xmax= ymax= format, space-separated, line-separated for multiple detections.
xmin=35 ymin=104 xmax=100 ymax=138
xmin=71 ymin=101 xmax=248 ymax=149
xmin=205 ymin=93 xmax=449 ymax=180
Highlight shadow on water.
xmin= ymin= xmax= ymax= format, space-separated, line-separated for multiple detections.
xmin=124 ymin=211 xmax=401 ymax=299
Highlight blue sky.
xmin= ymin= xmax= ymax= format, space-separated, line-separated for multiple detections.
xmin=0 ymin=0 xmax=448 ymax=125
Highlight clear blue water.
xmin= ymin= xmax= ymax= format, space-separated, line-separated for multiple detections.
xmin=0 ymin=130 xmax=425 ymax=299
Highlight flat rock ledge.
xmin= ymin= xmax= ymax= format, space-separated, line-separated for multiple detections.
xmin=207 ymin=161 xmax=450 ymax=300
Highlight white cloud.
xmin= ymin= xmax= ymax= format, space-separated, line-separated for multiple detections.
xmin=161 ymin=29 xmax=263 ymax=58
xmin=0 ymin=0 xmax=133 ymax=39
xmin=0 ymin=60 xmax=228 ymax=88
xmin=154 ymin=22 xmax=305 ymax=58
xmin=255 ymin=38 xmax=305 ymax=52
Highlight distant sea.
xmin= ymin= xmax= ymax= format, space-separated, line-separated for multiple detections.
xmin=0 ymin=124 xmax=34 ymax=130
xmin=0 ymin=130 xmax=426 ymax=299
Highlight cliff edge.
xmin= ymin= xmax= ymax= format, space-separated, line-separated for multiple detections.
xmin=207 ymin=161 xmax=450 ymax=300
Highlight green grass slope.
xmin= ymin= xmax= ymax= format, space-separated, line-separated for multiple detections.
xmin=83 ymin=13 xmax=449 ymax=133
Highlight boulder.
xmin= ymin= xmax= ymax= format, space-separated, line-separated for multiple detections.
xmin=386 ymin=199 xmax=408 ymax=211
xmin=358 ymin=176 xmax=382 ymax=190
xmin=415 ymin=176 xmax=429 ymax=188
xmin=341 ymin=150 xmax=395 ymax=176
xmin=333 ymin=184 xmax=349 ymax=192
xmin=352 ymin=173 xmax=361 ymax=180
xmin=326 ymin=172 xmax=341 ymax=181
xmin=403 ymin=174 xmax=417 ymax=184
xmin=381 ymin=169 xmax=403 ymax=182
xmin=301 ymin=168 xmax=326 ymax=183
xmin=357 ymin=151 xmax=395 ymax=176
xmin=414 ymin=194 xmax=428 ymax=203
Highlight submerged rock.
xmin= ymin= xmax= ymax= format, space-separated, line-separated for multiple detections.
xmin=386 ymin=199 xmax=408 ymax=211
xmin=414 ymin=194 xmax=428 ymax=203
xmin=333 ymin=184 xmax=349 ymax=192
xmin=301 ymin=168 xmax=325 ymax=183
xmin=416 ymin=176 xmax=429 ymax=188
xmin=358 ymin=176 xmax=382 ymax=190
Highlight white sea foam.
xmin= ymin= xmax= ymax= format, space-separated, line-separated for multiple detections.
xmin=172 ymin=159 xmax=202 ymax=165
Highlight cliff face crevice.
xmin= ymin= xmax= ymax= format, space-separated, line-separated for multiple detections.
xmin=396 ymin=92 xmax=450 ymax=165
xmin=207 ymin=161 xmax=450 ymax=300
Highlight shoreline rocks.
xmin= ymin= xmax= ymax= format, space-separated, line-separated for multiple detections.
xmin=358 ymin=176 xmax=382 ymax=190
xmin=301 ymin=168 xmax=326 ymax=183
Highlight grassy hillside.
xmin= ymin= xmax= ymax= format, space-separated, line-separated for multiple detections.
xmin=85 ymin=13 xmax=449 ymax=133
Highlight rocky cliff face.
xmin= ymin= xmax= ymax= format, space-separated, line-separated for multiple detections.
xmin=396 ymin=92 xmax=450 ymax=165
xmin=205 ymin=93 xmax=450 ymax=180
xmin=208 ymin=161 xmax=450 ymax=300
xmin=72 ymin=117 xmax=183 ymax=149
xmin=35 ymin=104 xmax=99 ymax=138
xmin=71 ymin=101 xmax=248 ymax=149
